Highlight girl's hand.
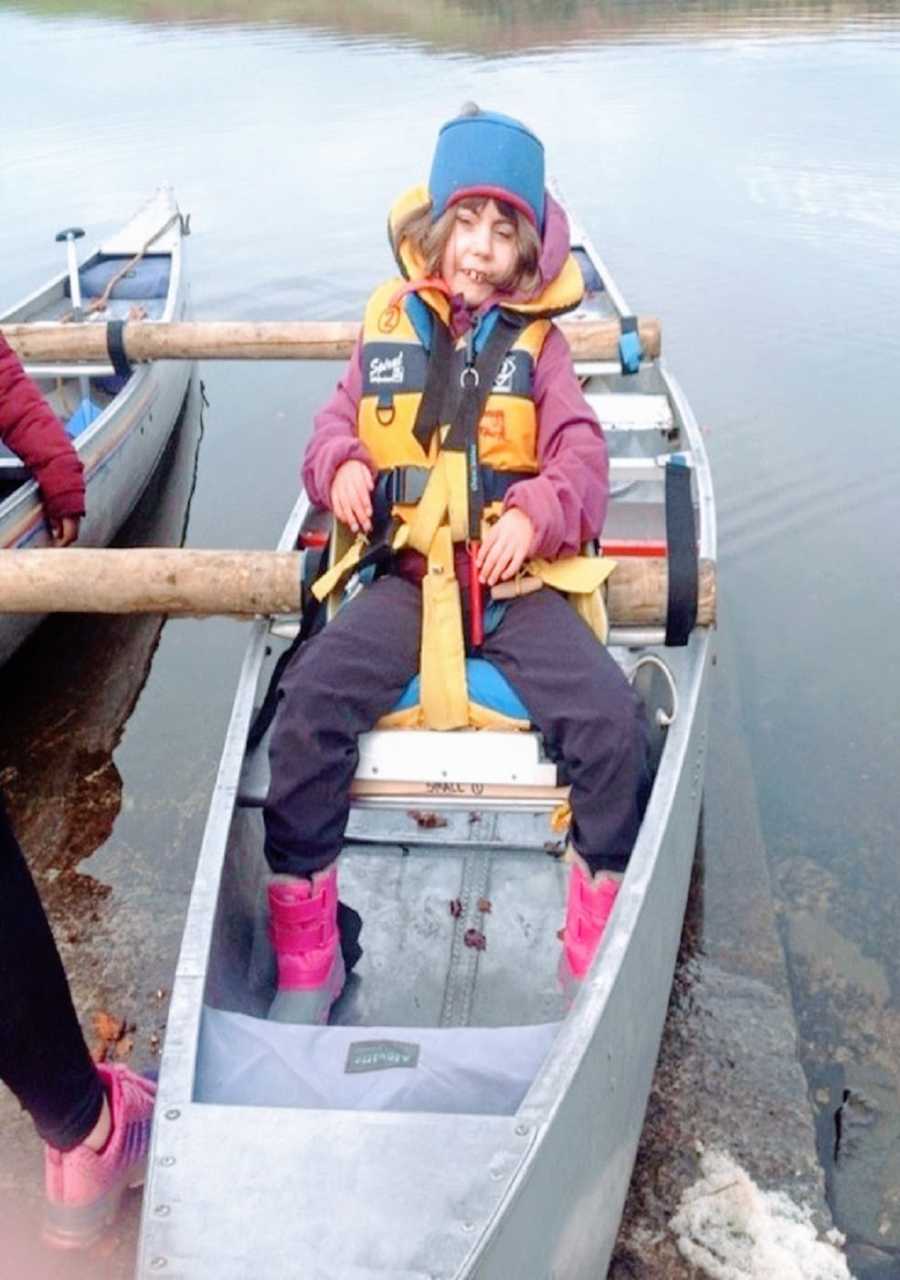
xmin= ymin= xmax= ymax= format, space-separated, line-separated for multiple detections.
xmin=476 ymin=509 xmax=534 ymax=586
xmin=330 ymin=460 xmax=374 ymax=534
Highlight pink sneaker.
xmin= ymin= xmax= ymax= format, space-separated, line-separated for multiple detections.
xmin=43 ymin=1062 xmax=155 ymax=1250
xmin=558 ymin=861 xmax=622 ymax=1002
xmin=268 ymin=866 xmax=345 ymax=1024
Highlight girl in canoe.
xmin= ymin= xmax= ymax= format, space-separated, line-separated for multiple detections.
xmin=264 ymin=105 xmax=650 ymax=1023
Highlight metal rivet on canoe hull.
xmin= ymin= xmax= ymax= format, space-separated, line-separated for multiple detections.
xmin=164 ymin=1109 xmax=180 ymax=1120
xmin=159 ymin=1155 xmax=176 ymax=1167
xmin=154 ymin=1205 xmax=171 ymax=1217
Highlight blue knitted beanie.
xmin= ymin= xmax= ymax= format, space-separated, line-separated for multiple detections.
xmin=428 ymin=109 xmax=545 ymax=231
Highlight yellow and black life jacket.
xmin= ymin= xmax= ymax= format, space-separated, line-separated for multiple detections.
xmin=358 ymin=278 xmax=546 ymax=538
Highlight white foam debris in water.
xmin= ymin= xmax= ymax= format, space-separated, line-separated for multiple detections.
xmin=669 ymin=1148 xmax=854 ymax=1280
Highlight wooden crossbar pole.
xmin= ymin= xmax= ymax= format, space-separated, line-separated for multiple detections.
xmin=0 ymin=317 xmax=661 ymax=364
xmin=0 ymin=549 xmax=714 ymax=625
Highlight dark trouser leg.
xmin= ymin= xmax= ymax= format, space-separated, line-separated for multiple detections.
xmin=264 ymin=576 xmax=422 ymax=877
xmin=482 ymin=587 xmax=650 ymax=875
xmin=0 ymin=792 xmax=103 ymax=1150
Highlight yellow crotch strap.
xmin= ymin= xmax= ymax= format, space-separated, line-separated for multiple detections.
xmin=420 ymin=524 xmax=469 ymax=730
xmin=525 ymin=554 xmax=617 ymax=645
xmin=402 ymin=450 xmax=471 ymax=730
xmin=403 ymin=448 xmax=469 ymax=554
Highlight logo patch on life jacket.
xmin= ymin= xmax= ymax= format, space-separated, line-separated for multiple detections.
xmin=345 ymin=1040 xmax=420 ymax=1073
xmin=369 ymin=351 xmax=405 ymax=385
xmin=492 ymin=355 xmax=517 ymax=394
xmin=479 ymin=409 xmax=507 ymax=441
xmin=362 ymin=343 xmax=428 ymax=396
xmin=487 ymin=350 xmax=534 ymax=397
xmin=377 ymin=305 xmax=401 ymax=334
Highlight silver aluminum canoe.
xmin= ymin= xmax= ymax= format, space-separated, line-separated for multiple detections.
xmin=0 ymin=186 xmax=192 ymax=667
xmin=137 ymin=212 xmax=716 ymax=1279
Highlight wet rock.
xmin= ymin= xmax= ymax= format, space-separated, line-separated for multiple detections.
xmin=831 ymin=1065 xmax=900 ymax=1251
xmin=786 ymin=910 xmax=891 ymax=1008
xmin=845 ymin=1242 xmax=900 ymax=1279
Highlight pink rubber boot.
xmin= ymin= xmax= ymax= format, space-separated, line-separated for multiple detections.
xmin=558 ymin=860 xmax=622 ymax=1003
xmin=268 ymin=866 xmax=345 ymax=1024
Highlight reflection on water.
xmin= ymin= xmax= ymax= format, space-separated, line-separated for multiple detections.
xmin=7 ymin=0 xmax=900 ymax=49
xmin=0 ymin=379 xmax=203 ymax=875
xmin=0 ymin=373 xmax=203 ymax=891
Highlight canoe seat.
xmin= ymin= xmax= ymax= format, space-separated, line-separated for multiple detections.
xmin=74 ymin=254 xmax=171 ymax=301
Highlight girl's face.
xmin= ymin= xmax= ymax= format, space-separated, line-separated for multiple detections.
xmin=440 ymin=199 xmax=520 ymax=306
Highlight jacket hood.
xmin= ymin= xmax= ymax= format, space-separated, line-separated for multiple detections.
xmin=387 ymin=185 xmax=584 ymax=320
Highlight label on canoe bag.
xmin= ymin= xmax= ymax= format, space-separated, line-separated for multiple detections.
xmin=345 ymin=1040 xmax=420 ymax=1074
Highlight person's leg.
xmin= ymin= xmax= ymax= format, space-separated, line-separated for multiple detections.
xmin=482 ymin=587 xmax=650 ymax=874
xmin=264 ymin=574 xmax=422 ymax=876
xmin=482 ymin=588 xmax=651 ymax=994
xmin=263 ymin=575 xmax=422 ymax=1020
xmin=0 ymin=790 xmax=103 ymax=1150
xmin=0 ymin=792 xmax=156 ymax=1248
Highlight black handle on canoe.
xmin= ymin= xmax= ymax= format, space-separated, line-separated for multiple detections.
xmin=54 ymin=227 xmax=85 ymax=242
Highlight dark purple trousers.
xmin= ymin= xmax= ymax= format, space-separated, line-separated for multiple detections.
xmin=264 ymin=576 xmax=650 ymax=878
xmin=0 ymin=792 xmax=104 ymax=1149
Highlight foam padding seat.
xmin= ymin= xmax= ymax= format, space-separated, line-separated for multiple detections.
xmin=389 ymin=657 xmax=529 ymax=724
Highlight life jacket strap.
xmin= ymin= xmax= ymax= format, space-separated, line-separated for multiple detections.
xmin=512 ymin=554 xmax=616 ymax=644
xmin=412 ymin=314 xmax=454 ymax=452
xmin=372 ymin=464 xmax=535 ymax=530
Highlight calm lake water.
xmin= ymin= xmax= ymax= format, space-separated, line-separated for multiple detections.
xmin=2 ymin=1 xmax=900 ymax=1274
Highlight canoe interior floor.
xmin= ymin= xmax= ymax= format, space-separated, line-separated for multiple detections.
xmin=206 ymin=807 xmax=570 ymax=1030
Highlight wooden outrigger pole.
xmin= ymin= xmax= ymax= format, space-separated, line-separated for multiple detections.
xmin=0 ymin=317 xmax=661 ymax=365
xmin=0 ymin=548 xmax=714 ymax=625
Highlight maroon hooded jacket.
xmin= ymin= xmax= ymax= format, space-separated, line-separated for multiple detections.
xmin=0 ymin=334 xmax=86 ymax=522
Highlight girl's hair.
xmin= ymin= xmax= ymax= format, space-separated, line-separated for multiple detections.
xmin=393 ymin=196 xmax=541 ymax=296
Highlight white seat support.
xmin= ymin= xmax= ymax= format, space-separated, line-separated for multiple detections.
xmin=357 ymin=728 xmax=557 ymax=787
xmin=587 ymin=392 xmax=674 ymax=433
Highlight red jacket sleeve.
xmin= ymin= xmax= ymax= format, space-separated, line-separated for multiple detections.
xmin=502 ymin=325 xmax=609 ymax=559
xmin=0 ymin=335 xmax=86 ymax=521
xmin=302 ymin=336 xmax=375 ymax=508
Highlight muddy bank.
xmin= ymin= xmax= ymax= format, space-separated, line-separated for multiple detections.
xmin=610 ymin=613 xmax=841 ymax=1276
